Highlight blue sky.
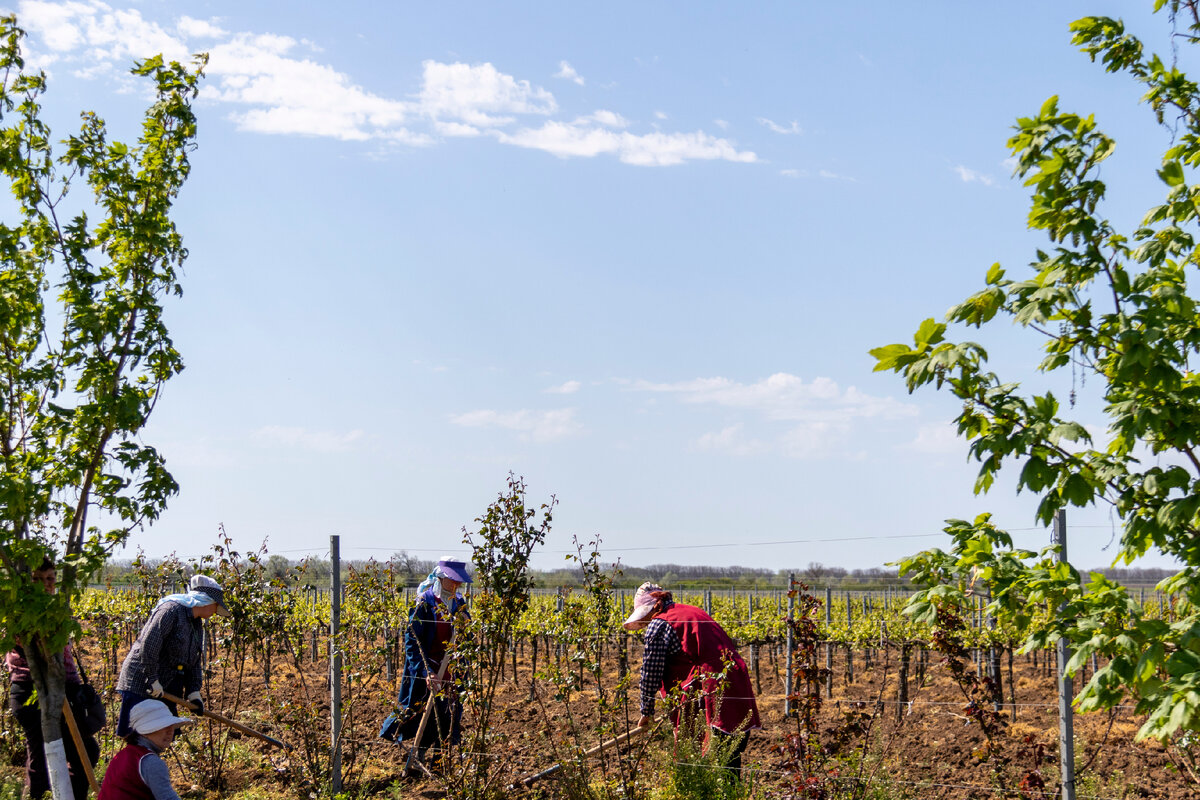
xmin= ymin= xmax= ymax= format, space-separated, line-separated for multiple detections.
xmin=9 ymin=0 xmax=1187 ymax=571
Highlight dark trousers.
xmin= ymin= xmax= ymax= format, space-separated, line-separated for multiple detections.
xmin=10 ymin=681 xmax=99 ymax=800
xmin=710 ymin=728 xmax=751 ymax=779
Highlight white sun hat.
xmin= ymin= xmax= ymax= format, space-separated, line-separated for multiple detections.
xmin=130 ymin=700 xmax=195 ymax=735
xmin=622 ymin=582 xmax=666 ymax=630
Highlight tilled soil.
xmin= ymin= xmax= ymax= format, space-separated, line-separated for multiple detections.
xmin=3 ymin=636 xmax=1195 ymax=799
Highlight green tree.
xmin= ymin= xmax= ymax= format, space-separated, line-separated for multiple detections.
xmin=872 ymin=0 xmax=1200 ymax=751
xmin=0 ymin=17 xmax=204 ymax=796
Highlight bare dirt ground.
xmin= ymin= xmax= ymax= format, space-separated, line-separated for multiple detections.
xmin=3 ymin=636 xmax=1195 ymax=799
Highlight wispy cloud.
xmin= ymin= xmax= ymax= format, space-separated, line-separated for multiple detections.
xmin=632 ymin=373 xmax=916 ymax=423
xmin=449 ymin=408 xmax=581 ymax=442
xmin=177 ymin=15 xmax=226 ymax=39
xmin=954 ymin=165 xmax=994 ymax=186
xmin=497 ymin=123 xmax=755 ymax=166
xmin=695 ymin=424 xmax=766 ymax=456
xmin=253 ymin=425 xmax=364 ymax=453
xmin=554 ymin=60 xmax=585 ymax=85
xmin=419 ymin=59 xmax=557 ymax=127
xmin=902 ymin=422 xmax=963 ymax=455
xmin=17 ymin=0 xmax=753 ymax=167
xmin=818 ymin=169 xmax=857 ymax=182
xmin=545 ymin=380 xmax=582 ymax=395
xmin=780 ymin=168 xmax=805 ymax=178
xmin=757 ymin=117 xmax=802 ymax=135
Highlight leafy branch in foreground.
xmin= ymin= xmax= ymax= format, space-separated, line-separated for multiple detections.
xmin=0 ymin=14 xmax=204 ymax=795
xmin=873 ymin=0 xmax=1200 ymax=748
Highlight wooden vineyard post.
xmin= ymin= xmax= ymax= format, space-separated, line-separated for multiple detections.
xmin=824 ymin=587 xmax=833 ymax=698
xmin=330 ymin=535 xmax=343 ymax=797
xmin=785 ymin=573 xmax=795 ymax=717
xmin=897 ymin=643 xmax=910 ymax=722
xmin=1054 ymin=509 xmax=1077 ymax=800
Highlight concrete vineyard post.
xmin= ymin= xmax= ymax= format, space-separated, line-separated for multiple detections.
xmin=330 ymin=535 xmax=343 ymax=796
xmin=1054 ymin=510 xmax=1076 ymax=800
xmin=785 ymin=573 xmax=795 ymax=717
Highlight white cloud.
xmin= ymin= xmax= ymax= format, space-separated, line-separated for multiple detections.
xmin=432 ymin=120 xmax=482 ymax=137
xmin=555 ymin=60 xmax=585 ymax=85
xmin=654 ymin=110 xmax=668 ymax=120
xmin=757 ymin=117 xmax=803 ymax=135
xmin=780 ymin=168 xmax=805 ymax=178
xmin=498 ymin=122 xmax=756 ymax=166
xmin=780 ymin=421 xmax=846 ymax=459
xmin=253 ymin=425 xmax=364 ymax=453
xmin=20 ymin=0 xmax=190 ymax=66
xmin=177 ymin=16 xmax=226 ymax=39
xmin=695 ymin=424 xmax=766 ymax=456
xmin=819 ymin=169 xmax=857 ymax=182
xmin=954 ymin=165 xmax=994 ymax=186
xmin=419 ymin=60 xmax=557 ymax=127
xmin=632 ymin=373 xmax=917 ymax=423
xmin=903 ymin=422 xmax=963 ymax=454
xmin=581 ymin=109 xmax=629 ymax=128
xmin=449 ymin=408 xmax=581 ymax=442
xmin=209 ymin=34 xmax=420 ymax=142
xmin=14 ymin=2 xmax=760 ymax=168
xmin=545 ymin=380 xmax=581 ymax=394
xmin=713 ymin=119 xmax=729 ymax=130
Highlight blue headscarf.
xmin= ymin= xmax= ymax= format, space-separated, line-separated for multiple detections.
xmin=155 ymin=591 xmax=216 ymax=611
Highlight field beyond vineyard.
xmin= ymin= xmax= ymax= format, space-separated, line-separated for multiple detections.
xmin=1 ymin=577 xmax=1193 ymax=799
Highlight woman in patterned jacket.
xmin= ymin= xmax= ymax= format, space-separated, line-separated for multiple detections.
xmin=115 ymin=574 xmax=229 ymax=736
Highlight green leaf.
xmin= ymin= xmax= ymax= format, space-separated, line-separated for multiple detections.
xmin=1158 ymin=160 xmax=1185 ymax=187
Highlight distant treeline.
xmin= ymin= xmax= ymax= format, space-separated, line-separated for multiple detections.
xmin=94 ymin=553 xmax=1180 ymax=592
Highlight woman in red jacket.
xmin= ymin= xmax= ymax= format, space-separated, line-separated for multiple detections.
xmin=624 ymin=582 xmax=760 ymax=777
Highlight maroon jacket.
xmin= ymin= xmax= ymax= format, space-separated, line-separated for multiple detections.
xmin=97 ymin=744 xmax=155 ymax=800
xmin=4 ymin=644 xmax=81 ymax=685
xmin=657 ymin=603 xmax=761 ymax=734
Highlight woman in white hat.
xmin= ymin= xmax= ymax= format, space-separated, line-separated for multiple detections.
xmin=379 ymin=556 xmax=472 ymax=757
xmin=97 ymin=699 xmax=192 ymax=800
xmin=624 ymin=582 xmax=760 ymax=778
xmin=115 ymin=574 xmax=229 ymax=737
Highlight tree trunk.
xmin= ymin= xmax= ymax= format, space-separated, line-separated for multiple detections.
xmin=27 ymin=641 xmax=73 ymax=800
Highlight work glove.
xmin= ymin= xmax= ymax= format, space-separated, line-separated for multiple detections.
xmin=186 ymin=691 xmax=204 ymax=715
xmin=149 ymin=680 xmax=164 ymax=698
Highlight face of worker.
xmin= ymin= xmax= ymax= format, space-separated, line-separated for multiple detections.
xmin=143 ymin=725 xmax=178 ymax=750
xmin=439 ymin=576 xmax=462 ymax=596
xmin=192 ymin=603 xmax=218 ymax=620
xmin=33 ymin=568 xmax=56 ymax=595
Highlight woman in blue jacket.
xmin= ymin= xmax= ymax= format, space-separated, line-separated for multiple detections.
xmin=379 ymin=557 xmax=471 ymax=754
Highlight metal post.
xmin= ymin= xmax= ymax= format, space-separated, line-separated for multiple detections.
xmin=785 ymin=573 xmax=795 ymax=716
xmin=1054 ymin=510 xmax=1076 ymax=800
xmin=330 ymin=535 xmax=343 ymax=796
